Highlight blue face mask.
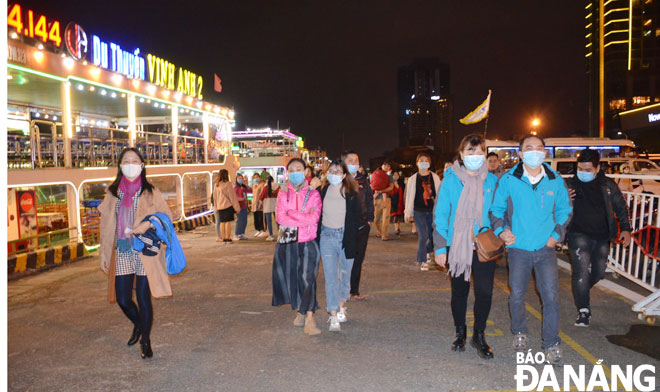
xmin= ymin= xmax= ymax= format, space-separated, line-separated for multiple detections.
xmin=288 ymin=171 xmax=305 ymax=185
xmin=463 ymin=155 xmax=485 ymax=171
xmin=577 ymin=170 xmax=595 ymax=182
xmin=327 ymin=174 xmax=343 ymax=186
xmin=522 ymin=150 xmax=546 ymax=169
xmin=347 ymin=164 xmax=359 ymax=174
xmin=237 ymin=179 xmax=244 ymax=185
xmin=417 ymin=161 xmax=430 ymax=171
xmin=253 ymin=178 xmax=260 ymax=183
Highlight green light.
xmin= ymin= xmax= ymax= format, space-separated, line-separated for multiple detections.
xmin=84 ymin=244 xmax=100 ymax=252
xmin=8 ymin=63 xmax=67 ymax=82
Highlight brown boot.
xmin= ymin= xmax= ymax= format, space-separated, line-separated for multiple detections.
xmin=293 ymin=313 xmax=305 ymax=327
xmin=304 ymin=318 xmax=321 ymax=335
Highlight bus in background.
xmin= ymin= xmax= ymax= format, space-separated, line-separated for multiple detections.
xmin=486 ymin=137 xmax=637 ymax=170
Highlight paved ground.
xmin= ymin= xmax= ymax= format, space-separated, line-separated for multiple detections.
xmin=7 ymin=220 xmax=659 ymax=391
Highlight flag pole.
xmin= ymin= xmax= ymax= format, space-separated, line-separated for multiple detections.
xmin=483 ymin=117 xmax=489 ymax=139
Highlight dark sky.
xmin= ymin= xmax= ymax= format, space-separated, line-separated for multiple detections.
xmin=24 ymin=0 xmax=588 ymax=161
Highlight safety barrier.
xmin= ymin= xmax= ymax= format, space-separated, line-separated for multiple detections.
xmin=7 ymin=242 xmax=87 ymax=278
xmin=606 ymin=174 xmax=660 ymax=323
xmin=173 ymin=212 xmax=215 ymax=231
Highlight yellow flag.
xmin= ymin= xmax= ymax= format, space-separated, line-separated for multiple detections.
xmin=459 ymin=90 xmax=491 ymax=125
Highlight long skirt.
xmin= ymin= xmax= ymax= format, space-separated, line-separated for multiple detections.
xmin=272 ymin=240 xmax=320 ymax=313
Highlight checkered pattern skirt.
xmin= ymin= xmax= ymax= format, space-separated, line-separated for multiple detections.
xmin=115 ymin=190 xmax=146 ymax=277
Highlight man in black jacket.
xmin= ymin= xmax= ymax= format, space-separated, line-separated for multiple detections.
xmin=566 ymin=149 xmax=631 ymax=327
xmin=342 ymin=150 xmax=374 ymax=300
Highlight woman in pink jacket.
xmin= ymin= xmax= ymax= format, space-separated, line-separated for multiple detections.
xmin=272 ymin=158 xmax=323 ymax=335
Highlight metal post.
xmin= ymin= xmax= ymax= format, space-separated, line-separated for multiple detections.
xmin=171 ymin=104 xmax=178 ymax=165
xmin=127 ymin=93 xmax=137 ymax=148
xmin=203 ymin=113 xmax=209 ymax=164
xmin=60 ymin=81 xmax=73 ymax=168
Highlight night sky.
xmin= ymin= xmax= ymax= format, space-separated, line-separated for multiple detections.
xmin=22 ymin=0 xmax=588 ymax=161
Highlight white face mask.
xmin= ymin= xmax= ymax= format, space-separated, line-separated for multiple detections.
xmin=121 ymin=163 xmax=142 ymax=179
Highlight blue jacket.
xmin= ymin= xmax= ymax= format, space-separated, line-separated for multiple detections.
xmin=433 ymin=167 xmax=499 ymax=255
xmin=489 ymin=162 xmax=573 ymax=252
xmin=133 ymin=212 xmax=187 ymax=275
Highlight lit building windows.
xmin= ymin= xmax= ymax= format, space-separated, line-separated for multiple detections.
xmin=609 ymin=99 xmax=627 ymax=110
xmin=632 ymin=96 xmax=651 ymax=106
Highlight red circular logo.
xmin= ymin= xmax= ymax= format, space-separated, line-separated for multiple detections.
xmin=19 ymin=193 xmax=35 ymax=213
xmin=64 ymin=22 xmax=88 ymax=61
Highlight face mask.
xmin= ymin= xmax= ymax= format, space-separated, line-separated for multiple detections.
xmin=347 ymin=164 xmax=359 ymax=174
xmin=417 ymin=161 xmax=430 ymax=171
xmin=522 ymin=150 xmax=545 ymax=169
xmin=328 ymin=174 xmax=343 ymax=186
xmin=253 ymin=178 xmax=260 ymax=183
xmin=237 ymin=179 xmax=244 ymax=185
xmin=121 ymin=163 xmax=142 ymax=179
xmin=288 ymin=171 xmax=305 ymax=185
xmin=577 ymin=171 xmax=595 ymax=183
xmin=463 ymin=155 xmax=485 ymax=171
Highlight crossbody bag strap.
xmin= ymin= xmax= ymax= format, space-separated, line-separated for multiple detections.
xmin=301 ymin=188 xmax=311 ymax=213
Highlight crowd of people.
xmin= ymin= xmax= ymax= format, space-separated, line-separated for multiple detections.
xmin=98 ymin=134 xmax=633 ymax=363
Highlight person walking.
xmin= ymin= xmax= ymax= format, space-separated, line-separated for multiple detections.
xmin=213 ymin=169 xmax=241 ymax=244
xmin=272 ymin=158 xmax=323 ymax=335
xmin=489 ymin=135 xmax=572 ymax=365
xmin=433 ymin=135 xmax=499 ymax=359
xmin=251 ymin=173 xmax=266 ymax=237
xmin=342 ymin=151 xmax=374 ymax=301
xmin=99 ymin=148 xmax=173 ymax=359
xmin=259 ymin=175 xmax=279 ymax=241
xmin=233 ymin=173 xmax=249 ymax=241
xmin=565 ymin=149 xmax=631 ymax=327
xmin=372 ymin=160 xmax=394 ymax=240
xmin=404 ymin=153 xmax=441 ymax=271
xmin=389 ymin=172 xmax=405 ymax=236
xmin=317 ymin=160 xmax=361 ymax=331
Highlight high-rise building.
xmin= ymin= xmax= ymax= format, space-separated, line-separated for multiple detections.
xmin=586 ymin=0 xmax=660 ymax=137
xmin=397 ymin=59 xmax=452 ymax=153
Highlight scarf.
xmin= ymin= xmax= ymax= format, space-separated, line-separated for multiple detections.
xmin=448 ymin=160 xmax=488 ymax=282
xmin=117 ymin=176 xmax=142 ymax=241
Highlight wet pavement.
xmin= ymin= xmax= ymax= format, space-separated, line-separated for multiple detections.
xmin=7 ymin=221 xmax=659 ymax=391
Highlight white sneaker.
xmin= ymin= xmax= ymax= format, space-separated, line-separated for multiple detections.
xmin=266 ymin=236 xmax=275 ymax=241
xmin=253 ymin=231 xmax=262 ymax=237
xmin=337 ymin=307 xmax=347 ymax=323
xmin=232 ymin=235 xmax=241 ymax=241
xmin=420 ymin=262 xmax=430 ymax=271
xmin=328 ymin=316 xmax=341 ymax=331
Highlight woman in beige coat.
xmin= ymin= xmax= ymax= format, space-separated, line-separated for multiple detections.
xmin=99 ymin=148 xmax=172 ymax=359
xmin=213 ymin=169 xmax=241 ymax=244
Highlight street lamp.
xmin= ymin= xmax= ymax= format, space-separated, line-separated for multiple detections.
xmin=530 ymin=118 xmax=540 ymax=135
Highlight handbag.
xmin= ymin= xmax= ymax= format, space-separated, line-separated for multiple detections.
xmin=473 ymin=227 xmax=505 ymax=262
xmin=278 ymin=188 xmax=311 ymax=244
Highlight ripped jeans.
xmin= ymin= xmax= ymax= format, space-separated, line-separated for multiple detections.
xmin=567 ymin=233 xmax=610 ymax=312
xmin=320 ymin=226 xmax=354 ymax=313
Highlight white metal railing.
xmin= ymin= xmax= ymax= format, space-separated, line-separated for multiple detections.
xmin=605 ymin=174 xmax=660 ymax=322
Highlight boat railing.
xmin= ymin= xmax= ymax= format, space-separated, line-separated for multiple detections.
xmin=7 ymin=227 xmax=79 ymax=257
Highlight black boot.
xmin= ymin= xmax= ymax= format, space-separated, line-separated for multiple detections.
xmin=451 ymin=325 xmax=467 ymax=352
xmin=127 ymin=325 xmax=141 ymax=346
xmin=140 ymin=339 xmax=153 ymax=359
xmin=471 ymin=330 xmax=494 ymax=359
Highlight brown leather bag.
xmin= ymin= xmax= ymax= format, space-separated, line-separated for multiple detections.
xmin=474 ymin=227 xmax=505 ymax=262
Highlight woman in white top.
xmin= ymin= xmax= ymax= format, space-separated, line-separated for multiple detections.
xmin=259 ymin=175 xmax=280 ymax=241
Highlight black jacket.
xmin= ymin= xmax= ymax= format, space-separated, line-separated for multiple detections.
xmin=317 ymin=184 xmax=362 ymax=259
xmin=566 ymin=172 xmax=632 ymax=240
xmin=354 ymin=172 xmax=374 ymax=228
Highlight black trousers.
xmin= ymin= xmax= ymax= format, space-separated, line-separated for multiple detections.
xmin=450 ymin=251 xmax=495 ymax=332
xmin=350 ymin=225 xmax=371 ymax=296
xmin=115 ymin=274 xmax=153 ymax=342
xmin=253 ymin=211 xmax=264 ymax=231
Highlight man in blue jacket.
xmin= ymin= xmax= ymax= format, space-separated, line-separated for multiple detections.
xmin=489 ymin=135 xmax=572 ymax=365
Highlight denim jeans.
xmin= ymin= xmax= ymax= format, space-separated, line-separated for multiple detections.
xmin=508 ymin=246 xmax=561 ymax=349
xmin=567 ymin=233 xmax=610 ymax=312
xmin=320 ymin=226 xmax=354 ymax=313
xmin=235 ymin=208 xmax=248 ymax=235
xmin=413 ymin=210 xmax=434 ymax=263
xmin=264 ymin=212 xmax=274 ymax=236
